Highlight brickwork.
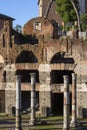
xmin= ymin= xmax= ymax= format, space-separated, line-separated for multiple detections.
xmin=77 ymin=91 xmax=87 ymax=118
xmin=1 ymin=13 xmax=87 ymax=117
xmin=5 ymin=89 xmax=16 ymax=114
xmin=38 ymin=64 xmax=51 ymax=116
xmin=39 ymin=91 xmax=51 ymax=116
xmin=23 ymin=17 xmax=58 ymax=39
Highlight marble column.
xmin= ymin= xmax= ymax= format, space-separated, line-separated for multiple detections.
xmin=15 ymin=75 xmax=22 ymax=130
xmin=63 ymin=75 xmax=70 ymax=130
xmin=29 ymin=73 xmax=36 ymax=126
xmin=70 ymin=73 xmax=77 ymax=128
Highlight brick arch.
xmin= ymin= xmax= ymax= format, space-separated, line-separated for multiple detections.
xmin=72 ymin=50 xmax=81 ymax=64
xmin=47 ymin=47 xmax=60 ymax=63
xmin=47 ymin=41 xmax=67 ymax=63
xmin=48 ymin=45 xmax=64 ymax=63
xmin=50 ymin=52 xmax=74 ymax=64
xmin=50 ymin=52 xmax=64 ymax=63
xmin=16 ymin=50 xmax=38 ymax=63
xmin=48 ymin=43 xmax=80 ymax=65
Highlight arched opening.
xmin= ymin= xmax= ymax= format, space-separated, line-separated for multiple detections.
xmin=16 ymin=50 xmax=38 ymax=63
xmin=50 ymin=52 xmax=74 ymax=83
xmin=50 ymin=52 xmax=74 ymax=64
xmin=50 ymin=52 xmax=74 ymax=115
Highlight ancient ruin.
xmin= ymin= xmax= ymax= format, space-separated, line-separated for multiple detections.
xmin=0 ymin=0 xmax=87 ymax=120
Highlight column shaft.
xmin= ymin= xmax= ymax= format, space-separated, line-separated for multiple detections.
xmin=29 ymin=73 xmax=36 ymax=126
xmin=70 ymin=73 xmax=77 ymax=127
xmin=63 ymin=75 xmax=70 ymax=130
xmin=15 ymin=75 xmax=22 ymax=130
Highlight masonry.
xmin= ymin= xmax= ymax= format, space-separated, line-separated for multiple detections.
xmin=0 ymin=1 xmax=87 ymax=118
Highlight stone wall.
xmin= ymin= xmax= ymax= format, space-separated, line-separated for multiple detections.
xmin=1 ymin=14 xmax=87 ymax=118
xmin=0 ymin=90 xmax=5 ymax=113
xmin=5 ymin=88 xmax=16 ymax=115
xmin=77 ymin=91 xmax=87 ymax=118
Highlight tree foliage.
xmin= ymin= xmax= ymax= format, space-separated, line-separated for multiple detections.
xmin=55 ymin=0 xmax=79 ymax=23
xmin=80 ymin=13 xmax=87 ymax=31
xmin=14 ymin=24 xmax=22 ymax=33
xmin=80 ymin=13 xmax=87 ymax=24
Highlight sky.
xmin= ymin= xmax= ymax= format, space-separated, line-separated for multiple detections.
xmin=0 ymin=0 xmax=38 ymax=27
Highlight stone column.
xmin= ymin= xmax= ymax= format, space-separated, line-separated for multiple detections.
xmin=70 ymin=73 xmax=77 ymax=128
xmin=29 ymin=73 xmax=36 ymax=126
xmin=63 ymin=75 xmax=70 ymax=130
xmin=15 ymin=75 xmax=22 ymax=130
xmin=5 ymin=63 xmax=16 ymax=115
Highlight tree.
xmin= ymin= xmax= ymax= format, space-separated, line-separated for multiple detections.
xmin=14 ymin=24 xmax=22 ymax=33
xmin=55 ymin=0 xmax=79 ymax=23
xmin=80 ymin=13 xmax=87 ymax=31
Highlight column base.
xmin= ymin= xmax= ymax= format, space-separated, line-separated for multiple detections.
xmin=70 ymin=120 xmax=81 ymax=129
xmin=15 ymin=127 xmax=22 ymax=130
xmin=29 ymin=119 xmax=37 ymax=126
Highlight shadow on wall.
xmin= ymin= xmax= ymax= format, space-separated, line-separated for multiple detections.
xmin=16 ymin=50 xmax=38 ymax=63
xmin=50 ymin=52 xmax=74 ymax=64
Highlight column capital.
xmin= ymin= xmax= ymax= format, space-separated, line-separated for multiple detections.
xmin=72 ymin=73 xmax=77 ymax=80
xmin=63 ymin=75 xmax=69 ymax=83
xmin=15 ymin=75 xmax=21 ymax=80
xmin=30 ymin=73 xmax=36 ymax=78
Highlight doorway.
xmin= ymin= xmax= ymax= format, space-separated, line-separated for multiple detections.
xmin=51 ymin=92 xmax=72 ymax=115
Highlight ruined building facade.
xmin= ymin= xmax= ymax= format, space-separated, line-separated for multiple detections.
xmin=0 ymin=1 xmax=87 ymax=118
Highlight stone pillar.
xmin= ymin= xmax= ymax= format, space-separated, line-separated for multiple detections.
xmin=5 ymin=63 xmax=16 ymax=115
xmin=15 ymin=75 xmax=22 ymax=130
xmin=70 ymin=73 xmax=77 ymax=128
xmin=29 ymin=73 xmax=36 ymax=126
xmin=63 ymin=75 xmax=70 ymax=130
xmin=38 ymin=64 xmax=51 ymax=117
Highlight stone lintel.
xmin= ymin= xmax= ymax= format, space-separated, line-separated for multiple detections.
xmin=38 ymin=64 xmax=51 ymax=72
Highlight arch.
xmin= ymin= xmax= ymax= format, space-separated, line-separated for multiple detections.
xmin=50 ymin=52 xmax=74 ymax=64
xmin=16 ymin=50 xmax=38 ymax=63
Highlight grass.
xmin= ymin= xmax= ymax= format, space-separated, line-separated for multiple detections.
xmin=41 ymin=115 xmax=63 ymax=120
xmin=0 ymin=114 xmax=63 ymax=130
xmin=0 ymin=113 xmax=8 ymax=117
xmin=0 ymin=113 xmax=87 ymax=130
